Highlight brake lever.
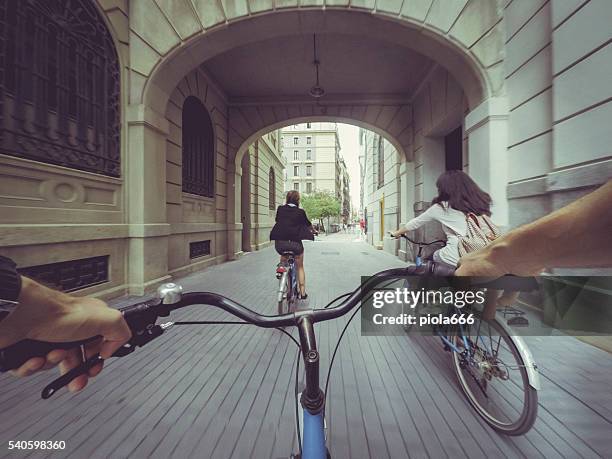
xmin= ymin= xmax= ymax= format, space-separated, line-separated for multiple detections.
xmin=42 ymin=353 xmax=103 ymax=399
xmin=41 ymin=321 xmax=174 ymax=399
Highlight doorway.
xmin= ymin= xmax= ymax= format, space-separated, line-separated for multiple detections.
xmin=444 ymin=126 xmax=463 ymax=171
xmin=241 ymin=154 xmax=251 ymax=252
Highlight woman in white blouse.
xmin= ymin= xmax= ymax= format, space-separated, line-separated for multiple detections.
xmin=391 ymin=170 xmax=492 ymax=267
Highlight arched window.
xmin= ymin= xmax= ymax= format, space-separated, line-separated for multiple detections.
xmin=182 ymin=96 xmax=215 ymax=197
xmin=269 ymin=167 xmax=276 ymax=210
xmin=0 ymin=0 xmax=120 ymax=176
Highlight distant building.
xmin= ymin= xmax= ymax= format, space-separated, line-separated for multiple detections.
xmin=281 ymin=122 xmax=341 ymax=196
xmin=339 ymin=157 xmax=351 ymax=223
xmin=281 ymin=122 xmax=352 ymax=228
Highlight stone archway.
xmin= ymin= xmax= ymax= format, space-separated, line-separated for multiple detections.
xmin=125 ymin=2 xmax=506 ymax=273
xmin=138 ymin=5 xmax=502 ymax=113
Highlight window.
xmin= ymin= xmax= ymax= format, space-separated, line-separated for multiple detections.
xmin=307 ymin=122 xmax=311 ymax=128
xmin=306 ymin=165 xmax=312 ymax=176
xmin=306 ymin=149 xmax=312 ymax=160
xmin=306 ymin=137 xmax=312 ymax=145
xmin=269 ymin=168 xmax=276 ymax=210
xmin=189 ymin=240 xmax=211 ymax=258
xmin=294 ymin=182 xmax=299 ymax=192
xmin=293 ymin=137 xmax=299 ymax=145
xmin=19 ymin=256 xmax=109 ymax=293
xmin=306 ymin=182 xmax=312 ymax=193
xmin=294 ymin=150 xmax=299 ymax=161
xmin=182 ymin=96 xmax=215 ymax=197
xmin=377 ymin=136 xmax=384 ymax=189
xmin=0 ymin=0 xmax=121 ymax=176
xmin=294 ymin=165 xmax=299 ymax=176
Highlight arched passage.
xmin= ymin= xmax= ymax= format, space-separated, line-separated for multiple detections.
xmin=234 ymin=115 xmax=409 ymax=171
xmin=141 ymin=8 xmax=499 ymax=114
xmin=127 ymin=3 xmax=507 ymax=269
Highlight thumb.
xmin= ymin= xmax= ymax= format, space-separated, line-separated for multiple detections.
xmin=97 ymin=309 xmax=132 ymax=359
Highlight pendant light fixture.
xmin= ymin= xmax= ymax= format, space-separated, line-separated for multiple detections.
xmin=309 ymin=34 xmax=325 ymax=98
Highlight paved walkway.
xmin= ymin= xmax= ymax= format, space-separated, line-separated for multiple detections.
xmin=1 ymin=234 xmax=611 ymax=458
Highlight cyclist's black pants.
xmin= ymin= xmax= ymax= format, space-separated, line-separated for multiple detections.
xmin=274 ymin=240 xmax=304 ymax=256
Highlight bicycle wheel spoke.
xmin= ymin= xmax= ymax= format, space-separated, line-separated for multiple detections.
xmin=452 ymin=317 xmax=536 ymax=433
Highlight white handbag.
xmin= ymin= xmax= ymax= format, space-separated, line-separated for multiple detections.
xmin=457 ymin=213 xmax=501 ymax=257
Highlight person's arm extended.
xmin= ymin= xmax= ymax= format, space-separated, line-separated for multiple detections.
xmin=391 ymin=204 xmax=438 ymax=237
xmin=457 ymin=180 xmax=612 ymax=276
xmin=302 ymin=209 xmax=312 ymax=228
xmin=0 ymin=276 xmax=131 ymax=390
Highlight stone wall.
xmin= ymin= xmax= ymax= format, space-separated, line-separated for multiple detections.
xmin=362 ymin=131 xmax=402 ymax=255
xmin=243 ymin=134 xmax=285 ymax=252
xmin=505 ymin=0 xmax=612 ymax=232
xmin=164 ymin=68 xmax=230 ymax=278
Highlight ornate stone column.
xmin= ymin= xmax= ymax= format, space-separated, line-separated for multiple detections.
xmin=125 ymin=104 xmax=172 ymax=294
xmin=226 ymin=159 xmax=243 ymax=260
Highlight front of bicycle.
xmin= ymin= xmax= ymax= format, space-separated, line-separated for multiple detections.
xmin=0 ymin=263 xmax=539 ymax=458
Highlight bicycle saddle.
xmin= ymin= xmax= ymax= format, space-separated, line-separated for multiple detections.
xmin=281 ymin=251 xmax=296 ymax=256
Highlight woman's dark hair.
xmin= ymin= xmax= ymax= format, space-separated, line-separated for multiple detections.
xmin=286 ymin=190 xmax=300 ymax=206
xmin=431 ymin=170 xmax=491 ymax=216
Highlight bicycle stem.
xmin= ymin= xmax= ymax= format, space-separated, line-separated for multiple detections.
xmin=297 ymin=315 xmax=325 ymax=415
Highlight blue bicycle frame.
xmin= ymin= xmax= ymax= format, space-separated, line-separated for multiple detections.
xmin=400 ymin=234 xmax=470 ymax=357
xmin=296 ymin=317 xmax=327 ymax=459
xmin=302 ymin=410 xmax=326 ymax=458
xmin=289 ymin=257 xmax=298 ymax=303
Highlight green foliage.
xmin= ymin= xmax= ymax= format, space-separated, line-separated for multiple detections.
xmin=302 ymin=190 xmax=341 ymax=221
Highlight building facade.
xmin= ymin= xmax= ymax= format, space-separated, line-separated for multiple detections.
xmin=281 ymin=123 xmax=343 ymax=197
xmin=339 ymin=157 xmax=351 ymax=224
xmin=240 ymin=132 xmax=285 ymax=253
xmin=1 ymin=0 xmax=610 ymax=300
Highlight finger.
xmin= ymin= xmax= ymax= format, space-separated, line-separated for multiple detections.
xmin=11 ymin=357 xmax=46 ymax=377
xmin=41 ymin=349 xmax=69 ymax=370
xmin=59 ymin=348 xmax=88 ymax=393
xmin=68 ymin=374 xmax=88 ymax=392
xmin=47 ymin=349 xmax=69 ymax=365
xmin=98 ymin=310 xmax=132 ymax=357
xmin=99 ymin=338 xmax=127 ymax=360
xmin=82 ymin=340 xmax=104 ymax=377
xmin=88 ymin=361 xmax=104 ymax=378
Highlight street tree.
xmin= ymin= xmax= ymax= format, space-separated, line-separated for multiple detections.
xmin=302 ymin=190 xmax=341 ymax=232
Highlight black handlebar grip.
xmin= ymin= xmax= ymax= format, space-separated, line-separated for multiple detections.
xmin=431 ymin=263 xmax=456 ymax=277
xmin=0 ymin=299 xmax=157 ymax=372
xmin=0 ymin=337 xmax=100 ymax=372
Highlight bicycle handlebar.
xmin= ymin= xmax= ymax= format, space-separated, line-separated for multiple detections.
xmin=0 ymin=264 xmax=455 ymax=373
xmin=389 ymin=232 xmax=447 ymax=247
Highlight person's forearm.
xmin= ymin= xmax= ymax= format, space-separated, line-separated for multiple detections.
xmin=0 ymin=277 xmax=73 ymax=348
xmin=486 ymin=181 xmax=612 ymax=274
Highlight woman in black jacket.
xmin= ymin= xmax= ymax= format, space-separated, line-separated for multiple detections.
xmin=270 ymin=190 xmax=316 ymax=299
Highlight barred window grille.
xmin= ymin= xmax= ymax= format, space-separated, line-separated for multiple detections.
xmin=182 ymin=96 xmax=215 ymax=197
xmin=269 ymin=167 xmax=275 ymax=210
xmin=0 ymin=0 xmax=121 ymax=176
xmin=19 ymin=256 xmax=109 ymax=292
xmin=189 ymin=240 xmax=211 ymax=259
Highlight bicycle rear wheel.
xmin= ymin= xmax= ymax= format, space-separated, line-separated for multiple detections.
xmin=451 ymin=317 xmax=538 ymax=435
xmin=282 ymin=268 xmax=296 ymax=314
xmin=278 ymin=271 xmax=290 ymax=315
